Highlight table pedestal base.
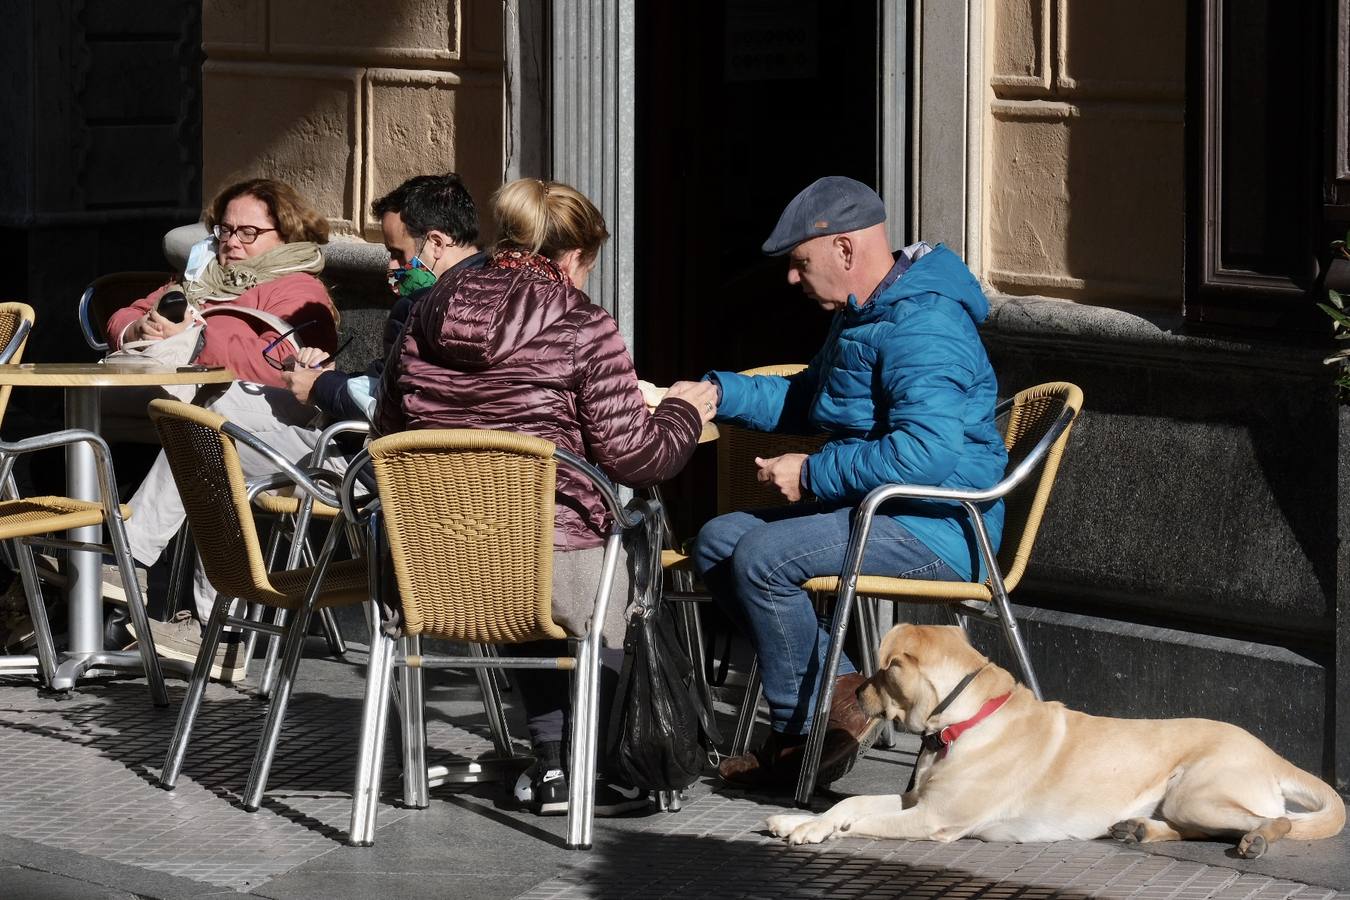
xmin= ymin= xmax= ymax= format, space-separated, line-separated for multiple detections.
xmin=2 ymin=651 xmax=191 ymax=694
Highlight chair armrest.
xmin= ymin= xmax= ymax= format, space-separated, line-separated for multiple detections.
xmin=553 ymin=446 xmax=646 ymax=531
xmin=0 ymin=428 xmax=113 ymax=459
xmin=308 ymin=419 xmax=370 ymax=469
xmin=78 ymin=283 xmax=108 ymax=352
xmin=0 ymin=318 xmax=32 ymax=364
xmin=339 ymin=449 xmax=379 ymax=523
xmin=221 ymin=421 xmax=340 ymax=508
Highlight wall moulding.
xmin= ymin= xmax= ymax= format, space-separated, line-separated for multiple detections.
xmin=987 ymin=268 xmax=1182 ymax=305
xmin=991 ymin=98 xmax=1182 ymax=124
xmin=989 ymin=0 xmax=1051 ymax=96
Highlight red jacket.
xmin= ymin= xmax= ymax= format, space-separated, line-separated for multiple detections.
xmin=106 ymin=273 xmax=338 ymax=389
xmin=377 ymin=253 xmax=701 ymax=550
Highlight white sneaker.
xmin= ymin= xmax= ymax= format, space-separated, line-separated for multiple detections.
xmin=126 ymin=611 xmax=247 ymax=683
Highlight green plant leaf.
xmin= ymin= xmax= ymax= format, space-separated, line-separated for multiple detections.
xmin=1318 ymin=301 xmax=1350 ymax=328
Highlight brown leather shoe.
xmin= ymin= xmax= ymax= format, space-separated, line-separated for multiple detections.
xmin=717 ymin=730 xmax=807 ymax=788
xmin=718 ymin=674 xmax=882 ymax=790
xmin=816 ymin=672 xmax=883 ymax=786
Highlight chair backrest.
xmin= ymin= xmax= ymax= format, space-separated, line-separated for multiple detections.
xmin=994 ymin=381 xmax=1084 ymax=591
xmin=368 ymin=428 xmax=568 ymax=644
xmin=147 ymin=399 xmax=281 ymax=603
xmin=0 ymin=302 xmax=34 ymax=429
xmin=79 ymin=271 xmax=174 ymax=350
xmin=716 ymin=364 xmax=828 ymax=514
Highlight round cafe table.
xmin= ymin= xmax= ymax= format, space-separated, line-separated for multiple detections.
xmin=0 ymin=363 xmax=234 ymax=691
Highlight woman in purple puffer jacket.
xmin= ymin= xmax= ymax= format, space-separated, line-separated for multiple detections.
xmin=376 ymin=178 xmax=717 ymax=816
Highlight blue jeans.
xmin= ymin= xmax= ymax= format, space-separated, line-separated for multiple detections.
xmin=693 ymin=503 xmax=959 ymax=736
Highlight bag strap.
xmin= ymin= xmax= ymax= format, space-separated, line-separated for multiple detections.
xmin=199 ymin=304 xmax=307 ymax=356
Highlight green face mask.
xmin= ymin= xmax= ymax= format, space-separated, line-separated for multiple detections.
xmin=396 ymin=264 xmax=437 ymax=296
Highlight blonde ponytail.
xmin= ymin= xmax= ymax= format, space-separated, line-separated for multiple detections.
xmin=493 ymin=178 xmax=609 ymax=264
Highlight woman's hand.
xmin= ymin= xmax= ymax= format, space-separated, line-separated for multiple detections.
xmin=125 ymin=309 xmax=190 ymax=342
xmin=665 ymin=380 xmax=718 ymax=424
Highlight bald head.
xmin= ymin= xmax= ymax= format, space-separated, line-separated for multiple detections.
xmin=785 ymin=222 xmax=897 ymax=311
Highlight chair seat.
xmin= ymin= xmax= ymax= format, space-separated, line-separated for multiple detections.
xmin=253 ymin=492 xmax=341 ymax=519
xmin=801 ymin=574 xmax=993 ymax=603
xmin=0 ymin=497 xmax=132 ymax=540
xmin=261 ymin=557 xmax=369 ymax=611
xmin=662 ymin=549 xmax=692 ymax=571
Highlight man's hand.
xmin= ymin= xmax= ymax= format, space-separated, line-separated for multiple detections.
xmin=281 ymin=347 xmax=334 ymax=405
xmin=665 ymin=380 xmax=718 ymax=424
xmin=755 ymin=453 xmax=808 ymax=502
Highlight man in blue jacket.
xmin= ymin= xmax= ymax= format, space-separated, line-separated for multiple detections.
xmin=689 ymin=176 xmax=1008 ymax=790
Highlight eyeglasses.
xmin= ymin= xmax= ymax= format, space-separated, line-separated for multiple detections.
xmin=263 ymin=321 xmax=354 ymax=372
xmin=214 ymin=223 xmax=278 ymax=245
xmin=262 ymin=321 xmax=316 ymax=371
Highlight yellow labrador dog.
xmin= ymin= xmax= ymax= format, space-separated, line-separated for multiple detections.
xmin=766 ymin=624 xmax=1345 ymax=858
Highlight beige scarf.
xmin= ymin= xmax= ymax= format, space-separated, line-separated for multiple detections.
xmin=182 ymin=242 xmax=325 ymax=307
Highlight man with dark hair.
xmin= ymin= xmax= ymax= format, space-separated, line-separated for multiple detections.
xmin=283 ymin=173 xmax=486 ymax=418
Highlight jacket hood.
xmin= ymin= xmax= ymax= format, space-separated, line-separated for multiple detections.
xmin=418 ymin=262 xmax=579 ymax=371
xmin=880 ymin=243 xmax=989 ymax=324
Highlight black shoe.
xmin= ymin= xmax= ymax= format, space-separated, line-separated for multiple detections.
xmin=529 ymin=766 xmax=569 ymax=816
xmin=103 ymin=606 xmax=132 ymax=650
xmin=592 ymin=776 xmax=648 ymax=816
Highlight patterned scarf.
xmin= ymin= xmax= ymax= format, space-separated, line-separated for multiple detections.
xmin=183 ymin=242 xmax=326 ymax=307
xmin=491 ymin=248 xmax=572 ymax=286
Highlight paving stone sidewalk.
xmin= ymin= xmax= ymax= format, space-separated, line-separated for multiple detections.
xmin=0 ymin=642 xmax=1346 ymax=899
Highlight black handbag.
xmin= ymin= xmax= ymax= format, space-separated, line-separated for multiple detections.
xmin=606 ymin=499 xmax=721 ymax=791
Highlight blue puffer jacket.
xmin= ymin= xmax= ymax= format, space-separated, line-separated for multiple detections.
xmin=708 ymin=244 xmax=1007 ymax=580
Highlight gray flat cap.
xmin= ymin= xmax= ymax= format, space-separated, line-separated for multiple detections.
xmin=762 ymin=176 xmax=886 ymax=256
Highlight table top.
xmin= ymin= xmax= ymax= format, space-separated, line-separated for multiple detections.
xmin=699 ymin=422 xmax=719 ymax=443
xmin=0 ymin=363 xmax=236 ymax=387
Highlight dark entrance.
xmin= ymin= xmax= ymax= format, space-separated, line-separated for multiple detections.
xmin=634 ymin=0 xmax=881 ymax=535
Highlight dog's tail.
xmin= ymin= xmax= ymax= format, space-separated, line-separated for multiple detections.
xmin=1278 ymin=763 xmax=1346 ymax=840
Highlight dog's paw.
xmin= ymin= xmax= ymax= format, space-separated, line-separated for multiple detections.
xmin=1237 ymin=833 xmax=1267 ymax=859
xmin=1109 ymin=819 xmax=1147 ymax=844
xmin=786 ymin=818 xmax=841 ymax=846
xmin=764 ymin=814 xmax=814 ymax=838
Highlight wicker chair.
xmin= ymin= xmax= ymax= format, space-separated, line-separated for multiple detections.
xmin=146 ymin=399 xmax=368 ymax=810
xmin=346 ymin=428 xmax=653 ymax=851
xmin=790 ymin=381 xmax=1084 ymax=805
xmin=0 ymin=303 xmax=169 ymax=704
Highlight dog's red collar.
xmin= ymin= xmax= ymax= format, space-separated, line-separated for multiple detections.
xmin=920 ymin=693 xmax=1011 ymax=760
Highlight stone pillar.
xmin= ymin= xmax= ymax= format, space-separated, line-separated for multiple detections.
xmin=201 ymin=0 xmax=504 ymax=243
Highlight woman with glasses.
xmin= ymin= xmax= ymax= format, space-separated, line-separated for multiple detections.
xmin=107 ymin=178 xmax=338 ymax=385
xmin=377 ymin=179 xmax=718 ymax=817
xmin=104 ymin=178 xmax=341 ymax=678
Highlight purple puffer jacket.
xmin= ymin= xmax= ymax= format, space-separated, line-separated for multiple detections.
xmin=376 ymin=252 xmax=702 ymax=550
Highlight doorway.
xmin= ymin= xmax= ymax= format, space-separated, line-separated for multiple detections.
xmin=634 ymin=0 xmax=882 ymax=534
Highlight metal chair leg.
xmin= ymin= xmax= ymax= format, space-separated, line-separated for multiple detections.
xmin=242 ymin=598 xmax=315 ymax=811
xmin=318 ymin=606 xmax=346 ymax=657
xmin=470 ymin=642 xmax=515 ymax=758
xmin=13 ymin=541 xmax=57 ymax=686
xmin=257 ymin=607 xmax=288 ymax=697
xmin=731 ymin=655 xmax=763 ymax=756
xmin=348 ymin=627 xmax=396 ymax=846
xmin=109 ymin=519 xmax=169 ymax=707
xmin=160 ymin=597 xmax=232 ymax=788
xmin=400 ymin=635 xmax=429 ymax=808
xmin=165 ymin=523 xmax=194 ymax=618
xmin=793 ymin=583 xmax=858 ymax=807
